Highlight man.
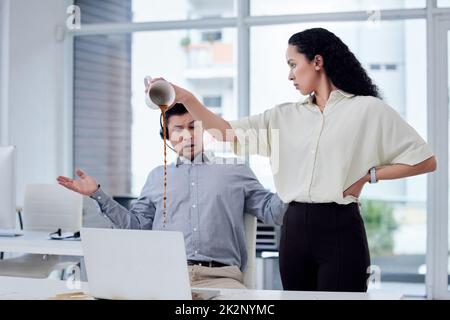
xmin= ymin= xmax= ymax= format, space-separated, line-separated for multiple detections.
xmin=57 ymin=103 xmax=287 ymax=289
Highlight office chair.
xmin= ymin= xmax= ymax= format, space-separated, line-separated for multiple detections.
xmin=0 ymin=184 xmax=83 ymax=279
xmin=243 ymin=214 xmax=257 ymax=289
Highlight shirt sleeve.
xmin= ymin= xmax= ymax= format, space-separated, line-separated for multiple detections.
xmin=238 ymin=165 xmax=288 ymax=226
xmin=229 ymin=108 xmax=272 ymax=157
xmin=377 ymin=102 xmax=434 ymax=166
xmin=91 ymin=173 xmax=156 ymax=229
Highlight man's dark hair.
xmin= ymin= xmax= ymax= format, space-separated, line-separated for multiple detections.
xmin=159 ymin=103 xmax=189 ymax=139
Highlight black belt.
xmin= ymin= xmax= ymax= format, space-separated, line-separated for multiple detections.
xmin=187 ymin=260 xmax=228 ymax=268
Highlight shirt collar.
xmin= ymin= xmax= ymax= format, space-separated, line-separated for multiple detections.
xmin=300 ymin=89 xmax=354 ymax=112
xmin=176 ymin=150 xmax=215 ymax=166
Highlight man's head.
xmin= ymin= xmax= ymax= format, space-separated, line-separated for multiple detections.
xmin=160 ymin=103 xmax=203 ymax=160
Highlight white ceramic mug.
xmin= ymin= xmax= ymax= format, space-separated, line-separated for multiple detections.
xmin=144 ymin=76 xmax=176 ymax=110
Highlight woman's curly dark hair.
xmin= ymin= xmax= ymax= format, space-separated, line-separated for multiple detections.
xmin=288 ymin=28 xmax=380 ymax=98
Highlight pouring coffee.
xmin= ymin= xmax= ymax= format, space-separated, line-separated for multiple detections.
xmin=144 ymin=76 xmax=176 ymax=228
xmin=144 ymin=76 xmax=176 ymax=110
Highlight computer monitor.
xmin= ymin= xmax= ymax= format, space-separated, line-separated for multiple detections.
xmin=0 ymin=146 xmax=16 ymax=229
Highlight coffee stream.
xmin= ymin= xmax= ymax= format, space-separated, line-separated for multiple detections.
xmin=160 ymin=105 xmax=168 ymax=227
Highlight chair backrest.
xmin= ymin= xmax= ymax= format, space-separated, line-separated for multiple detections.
xmin=243 ymin=214 xmax=257 ymax=289
xmin=23 ymin=184 xmax=83 ymax=232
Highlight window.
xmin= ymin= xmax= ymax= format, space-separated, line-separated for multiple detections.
xmin=203 ymin=96 xmax=222 ymax=108
xmin=75 ymin=0 xmax=237 ymax=24
xmin=385 ymin=63 xmax=398 ymax=71
xmin=370 ymin=63 xmax=382 ymax=70
xmin=76 ymin=0 xmax=132 ymax=24
xmin=73 ymin=12 xmax=132 ymax=197
xmin=370 ymin=64 xmax=398 ymax=71
xmin=438 ymin=0 xmax=450 ymax=7
xmin=201 ymin=31 xmax=223 ymax=42
xmin=203 ymin=96 xmax=223 ymax=117
xmin=250 ymin=0 xmax=425 ymax=16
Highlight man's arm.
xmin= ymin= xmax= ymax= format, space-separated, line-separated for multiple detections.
xmin=238 ymin=165 xmax=288 ymax=226
xmin=58 ymin=169 xmax=156 ymax=229
xmin=91 ymin=186 xmax=155 ymax=229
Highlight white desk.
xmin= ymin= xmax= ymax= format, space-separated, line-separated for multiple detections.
xmin=0 ymin=276 xmax=403 ymax=300
xmin=0 ymin=231 xmax=82 ymax=256
xmin=0 ymin=276 xmax=88 ymax=299
xmin=0 ymin=233 xmax=405 ymax=301
xmin=216 ymin=288 xmax=403 ymax=300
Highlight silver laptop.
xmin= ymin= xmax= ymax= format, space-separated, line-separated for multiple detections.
xmin=81 ymin=228 xmax=219 ymax=300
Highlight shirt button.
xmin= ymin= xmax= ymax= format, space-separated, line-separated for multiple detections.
xmin=193 ymin=228 xmax=197 ymax=232
xmin=191 ymin=182 xmax=195 ymax=186
xmin=194 ymin=250 xmax=198 ymax=254
xmin=98 ymin=196 xmax=102 ymax=200
xmin=192 ymin=204 xmax=196 ymax=208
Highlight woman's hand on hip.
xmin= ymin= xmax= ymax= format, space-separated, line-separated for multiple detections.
xmin=343 ymin=174 xmax=370 ymax=199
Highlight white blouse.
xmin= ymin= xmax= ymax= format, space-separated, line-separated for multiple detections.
xmin=229 ymin=90 xmax=433 ymax=204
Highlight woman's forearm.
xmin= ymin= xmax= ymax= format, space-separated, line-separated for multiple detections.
xmin=183 ymin=94 xmax=235 ymax=142
xmin=374 ymin=156 xmax=437 ymax=181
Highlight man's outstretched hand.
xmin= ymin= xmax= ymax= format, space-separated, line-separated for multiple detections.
xmin=57 ymin=169 xmax=99 ymax=196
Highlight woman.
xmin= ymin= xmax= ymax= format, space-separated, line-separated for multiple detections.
xmin=150 ymin=28 xmax=437 ymax=292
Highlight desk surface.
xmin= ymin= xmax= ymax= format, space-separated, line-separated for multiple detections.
xmin=0 ymin=276 xmax=403 ymax=300
xmin=216 ymin=288 xmax=403 ymax=300
xmin=0 ymin=231 xmax=82 ymax=256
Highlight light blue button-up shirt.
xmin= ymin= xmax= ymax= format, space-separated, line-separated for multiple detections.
xmin=91 ymin=151 xmax=288 ymax=271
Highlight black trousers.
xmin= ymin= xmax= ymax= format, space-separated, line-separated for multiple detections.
xmin=279 ymin=202 xmax=371 ymax=292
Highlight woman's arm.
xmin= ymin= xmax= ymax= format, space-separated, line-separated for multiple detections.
xmin=180 ymin=91 xmax=235 ymax=142
xmin=372 ymin=156 xmax=437 ymax=182
xmin=344 ymin=156 xmax=437 ymax=198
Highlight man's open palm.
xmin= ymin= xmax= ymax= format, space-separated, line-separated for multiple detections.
xmin=57 ymin=169 xmax=98 ymax=196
